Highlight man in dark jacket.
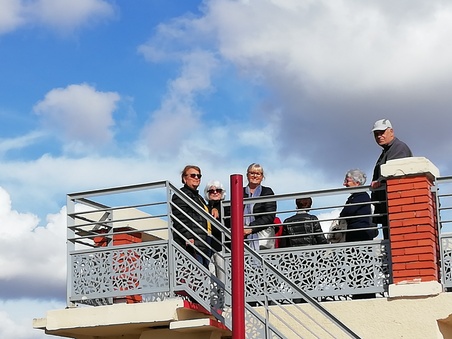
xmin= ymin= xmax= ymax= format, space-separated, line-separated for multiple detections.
xmin=280 ymin=197 xmax=327 ymax=247
xmin=370 ymin=119 xmax=412 ymax=239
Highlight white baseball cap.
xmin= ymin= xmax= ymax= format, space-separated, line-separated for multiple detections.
xmin=372 ymin=119 xmax=392 ymax=132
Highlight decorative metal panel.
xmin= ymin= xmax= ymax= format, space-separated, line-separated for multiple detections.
xmin=226 ymin=242 xmax=390 ymax=302
xmin=442 ymin=236 xmax=452 ymax=288
xmin=70 ymin=243 xmax=169 ymax=303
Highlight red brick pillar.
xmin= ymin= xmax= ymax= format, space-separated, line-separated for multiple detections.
xmin=94 ymin=227 xmax=143 ymax=303
xmin=381 ymin=157 xmax=442 ymax=297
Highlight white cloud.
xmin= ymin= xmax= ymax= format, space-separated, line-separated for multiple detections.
xmin=0 ymin=299 xmax=65 ymax=339
xmin=29 ymin=0 xmax=115 ymax=32
xmin=140 ymin=50 xmax=219 ymax=157
xmin=202 ymin=0 xmax=452 ymax=93
xmin=0 ymin=188 xmax=66 ymax=294
xmin=0 ymin=0 xmax=115 ymax=35
xmin=33 ymin=83 xmax=120 ymax=148
xmin=0 ymin=131 xmax=45 ymax=156
xmin=0 ymin=0 xmax=25 ymax=34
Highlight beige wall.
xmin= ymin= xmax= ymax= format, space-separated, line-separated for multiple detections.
xmin=34 ymin=293 xmax=452 ymax=339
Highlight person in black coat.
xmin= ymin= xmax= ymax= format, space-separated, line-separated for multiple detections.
xmin=204 ymin=180 xmax=227 ymax=281
xmin=341 ymin=168 xmax=378 ymax=300
xmin=204 ymin=179 xmax=227 ymax=253
xmin=243 ymin=163 xmax=277 ymax=250
xmin=280 ymin=197 xmax=327 ymax=247
xmin=171 ymin=165 xmax=211 ymax=267
xmin=340 ymin=169 xmax=376 ymax=242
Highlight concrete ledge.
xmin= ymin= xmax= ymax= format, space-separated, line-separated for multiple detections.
xmin=389 ymin=280 xmax=443 ymax=298
xmin=43 ymin=298 xmax=186 ymax=330
xmin=170 ymin=318 xmax=230 ymax=332
xmin=381 ymin=157 xmax=440 ymax=178
xmin=32 ymin=317 xmax=46 ymax=329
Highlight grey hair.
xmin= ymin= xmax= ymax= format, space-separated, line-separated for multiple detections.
xmin=246 ymin=163 xmax=265 ymax=179
xmin=345 ymin=169 xmax=367 ymax=185
xmin=204 ymin=180 xmax=226 ymax=200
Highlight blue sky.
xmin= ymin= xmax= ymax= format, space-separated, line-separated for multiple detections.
xmin=1 ymin=1 xmax=452 ymax=337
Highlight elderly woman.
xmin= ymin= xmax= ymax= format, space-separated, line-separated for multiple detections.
xmin=243 ymin=163 xmax=277 ymax=250
xmin=204 ymin=180 xmax=227 ymax=249
xmin=204 ymin=180 xmax=227 ymax=280
xmin=340 ymin=169 xmax=376 ymax=242
xmin=204 ymin=180 xmax=226 ymax=220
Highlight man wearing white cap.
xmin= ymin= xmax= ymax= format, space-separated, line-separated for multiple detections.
xmin=370 ymin=119 xmax=412 ymax=239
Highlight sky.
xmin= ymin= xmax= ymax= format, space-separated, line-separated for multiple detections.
xmin=1 ymin=0 xmax=452 ymax=337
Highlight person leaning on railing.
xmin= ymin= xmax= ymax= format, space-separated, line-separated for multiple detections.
xmin=341 ymin=168 xmax=378 ymax=300
xmin=370 ymin=119 xmax=412 ymax=240
xmin=171 ymin=165 xmax=211 ymax=268
xmin=280 ymin=197 xmax=327 ymax=248
xmin=340 ymin=168 xmax=377 ymax=242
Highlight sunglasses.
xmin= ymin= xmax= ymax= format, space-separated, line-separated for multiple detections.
xmin=208 ymin=189 xmax=223 ymax=194
xmin=187 ymin=173 xmax=202 ymax=179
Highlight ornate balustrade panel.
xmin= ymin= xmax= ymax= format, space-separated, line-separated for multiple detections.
xmin=173 ymin=245 xmax=227 ymax=311
xmin=441 ymin=235 xmax=452 ymax=288
xmin=223 ymin=241 xmax=390 ymax=302
xmin=70 ymin=242 xmax=170 ymax=304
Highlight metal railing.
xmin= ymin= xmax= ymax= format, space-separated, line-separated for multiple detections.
xmin=66 ymin=176 xmax=452 ymax=337
xmin=436 ymin=176 xmax=452 ymax=289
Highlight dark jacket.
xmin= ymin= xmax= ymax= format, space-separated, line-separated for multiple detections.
xmin=340 ymin=191 xmax=374 ymax=242
xmin=371 ymin=137 xmax=412 ymax=222
xmin=280 ymin=212 xmax=327 ymax=247
xmin=372 ymin=137 xmax=413 ymax=183
xmin=243 ymin=185 xmax=276 ymax=234
xmin=171 ymin=185 xmax=209 ymax=255
xmin=207 ymin=199 xmax=224 ymax=252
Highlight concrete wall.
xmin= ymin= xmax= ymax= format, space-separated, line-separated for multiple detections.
xmin=34 ymin=293 xmax=452 ymax=339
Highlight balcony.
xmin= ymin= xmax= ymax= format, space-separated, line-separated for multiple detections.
xmin=33 ymin=157 xmax=452 ymax=338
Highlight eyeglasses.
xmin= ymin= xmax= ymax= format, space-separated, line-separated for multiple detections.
xmin=373 ymin=129 xmax=389 ymax=137
xmin=248 ymin=172 xmax=262 ymax=176
xmin=208 ymin=189 xmax=223 ymax=194
xmin=186 ymin=173 xmax=202 ymax=179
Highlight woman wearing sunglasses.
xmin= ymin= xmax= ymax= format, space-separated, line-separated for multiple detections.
xmin=204 ymin=180 xmax=227 ymax=281
xmin=204 ymin=180 xmax=226 ymax=220
xmin=171 ymin=165 xmax=211 ymax=267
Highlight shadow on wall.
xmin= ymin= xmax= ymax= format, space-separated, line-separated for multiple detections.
xmin=438 ymin=313 xmax=452 ymax=339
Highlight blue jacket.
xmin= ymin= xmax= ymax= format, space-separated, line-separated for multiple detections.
xmin=340 ymin=191 xmax=374 ymax=242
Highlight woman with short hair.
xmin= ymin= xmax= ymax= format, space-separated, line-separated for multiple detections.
xmin=340 ymin=168 xmax=376 ymax=242
xmin=243 ymin=163 xmax=277 ymax=250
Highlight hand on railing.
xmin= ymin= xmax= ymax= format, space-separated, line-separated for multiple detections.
xmin=371 ymin=180 xmax=381 ymax=189
xmin=211 ymin=208 xmax=219 ymax=219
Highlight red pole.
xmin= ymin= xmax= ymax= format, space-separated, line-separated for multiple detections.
xmin=230 ymin=174 xmax=245 ymax=339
